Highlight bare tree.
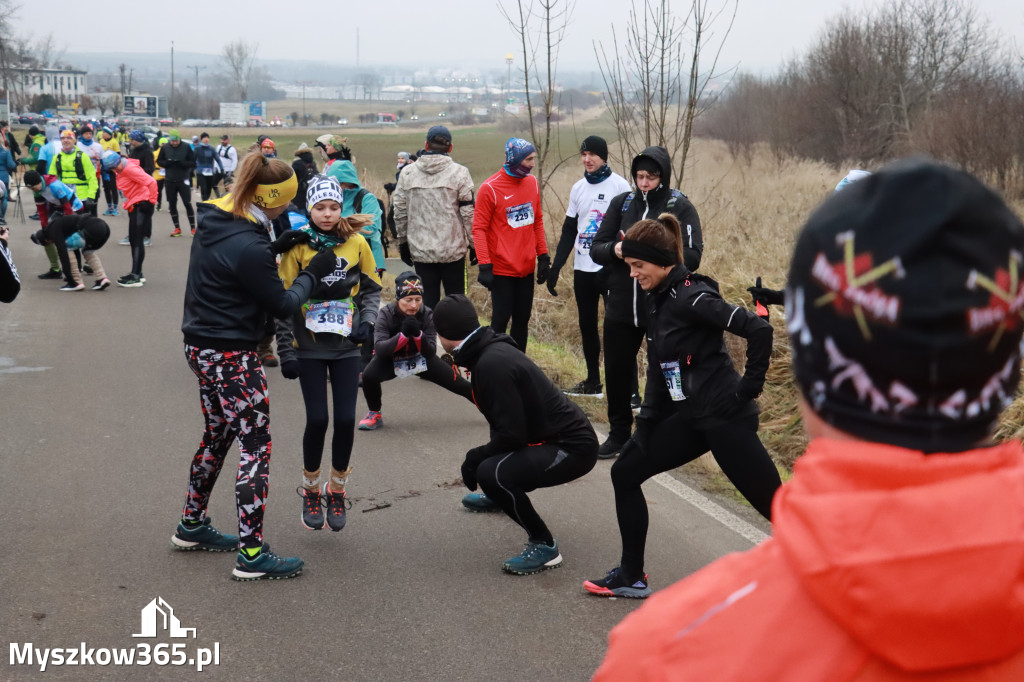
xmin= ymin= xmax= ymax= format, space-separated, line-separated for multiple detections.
xmin=595 ymin=0 xmax=737 ymax=184
xmin=222 ymin=40 xmax=258 ymax=101
xmin=498 ymin=0 xmax=575 ymax=207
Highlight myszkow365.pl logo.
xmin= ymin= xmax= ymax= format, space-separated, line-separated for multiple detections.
xmin=9 ymin=597 xmax=220 ymax=673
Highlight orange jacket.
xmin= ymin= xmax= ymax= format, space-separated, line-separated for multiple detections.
xmin=595 ymin=438 xmax=1024 ymax=681
xmin=472 ymin=170 xmax=546 ymax=278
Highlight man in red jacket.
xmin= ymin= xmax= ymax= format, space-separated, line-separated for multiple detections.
xmin=471 ymin=138 xmax=549 ymax=353
xmin=595 ymin=159 xmax=1024 ymax=680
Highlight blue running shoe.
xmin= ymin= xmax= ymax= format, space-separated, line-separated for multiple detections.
xmin=231 ymin=545 xmax=303 ymax=581
xmin=462 ymin=492 xmax=501 ymax=512
xmin=502 ymin=540 xmax=562 ymax=575
xmin=583 ymin=566 xmax=652 ymax=599
xmin=170 ymin=517 xmax=238 ymax=552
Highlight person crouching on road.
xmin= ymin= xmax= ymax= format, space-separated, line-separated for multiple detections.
xmin=30 ymin=214 xmax=111 ymax=291
xmin=101 ymin=150 xmax=157 ymax=288
xmin=433 ymin=294 xmax=598 ymax=575
xmin=276 ymin=175 xmax=382 ymax=533
xmin=583 ymin=212 xmax=781 ymax=599
xmin=175 ymin=153 xmax=340 ymax=581
xmin=357 ymin=271 xmax=474 ymax=431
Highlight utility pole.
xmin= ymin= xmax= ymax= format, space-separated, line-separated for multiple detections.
xmin=186 ymin=65 xmax=206 ymax=94
xmin=300 ymin=80 xmax=308 ymax=127
xmin=356 ymin=28 xmax=360 ymax=69
xmin=170 ymin=41 xmax=175 ymax=119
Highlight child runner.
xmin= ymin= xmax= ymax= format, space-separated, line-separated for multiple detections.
xmin=277 ymin=175 xmax=382 ymax=532
xmin=358 ymin=271 xmax=474 ymax=430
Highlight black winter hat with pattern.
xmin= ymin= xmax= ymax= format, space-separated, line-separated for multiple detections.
xmin=395 ymin=271 xmax=424 ymax=300
xmin=786 ymin=158 xmax=1024 ymax=453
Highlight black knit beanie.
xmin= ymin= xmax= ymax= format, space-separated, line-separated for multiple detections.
xmin=634 ymin=157 xmax=660 ymax=178
xmin=433 ymin=294 xmax=480 ymax=340
xmin=580 ymin=136 xmax=608 ymax=162
xmin=786 ymin=158 xmax=1024 ymax=453
xmin=395 ymin=271 xmax=424 ymax=300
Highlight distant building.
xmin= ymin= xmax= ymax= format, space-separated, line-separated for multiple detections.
xmin=5 ymin=67 xmax=89 ymax=110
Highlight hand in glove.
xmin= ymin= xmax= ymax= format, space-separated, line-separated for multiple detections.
xmin=383 ymin=182 xmax=396 ymax=193
xmin=399 ymin=242 xmax=413 ymax=266
xmin=400 ymin=315 xmax=421 ymax=338
xmin=302 ymin=248 xmax=339 ymax=282
xmin=747 ymin=277 xmax=784 ymax=308
xmin=350 ymin=321 xmax=374 ymax=343
xmin=469 ymin=247 xmax=478 ymax=266
xmin=280 ymin=360 xmax=300 ymax=380
xmin=546 ymin=266 xmax=561 ymax=296
xmin=477 ymin=263 xmax=494 ymax=290
xmin=270 ymin=229 xmax=311 ymax=255
xmin=535 ymin=253 xmax=551 ymax=285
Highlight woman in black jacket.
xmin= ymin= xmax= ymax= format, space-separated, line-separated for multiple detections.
xmin=173 ymin=153 xmax=337 ymax=582
xmin=584 ymin=212 xmax=781 ymax=599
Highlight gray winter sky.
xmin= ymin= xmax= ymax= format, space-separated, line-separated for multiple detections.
xmin=11 ymin=0 xmax=1024 ymax=75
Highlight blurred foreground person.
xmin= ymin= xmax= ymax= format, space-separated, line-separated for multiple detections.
xmin=595 ymin=159 xmax=1024 ymax=680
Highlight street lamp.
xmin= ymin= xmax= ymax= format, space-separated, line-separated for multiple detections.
xmin=505 ymin=53 xmax=514 ymax=107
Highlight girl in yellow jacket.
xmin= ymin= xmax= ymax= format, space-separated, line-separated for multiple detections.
xmin=276 ymin=174 xmax=382 ymax=533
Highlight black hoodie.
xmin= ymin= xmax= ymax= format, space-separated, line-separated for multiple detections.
xmin=591 ymin=145 xmax=703 ymax=327
xmin=181 ymin=198 xmax=316 ymax=350
xmin=453 ymin=326 xmax=598 ymax=457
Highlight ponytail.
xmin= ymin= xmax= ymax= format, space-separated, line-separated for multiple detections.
xmin=229 ymin=153 xmax=294 ymax=219
xmin=623 ymin=212 xmax=684 ymax=264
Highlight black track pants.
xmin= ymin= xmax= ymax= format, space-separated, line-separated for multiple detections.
xmin=414 ymin=259 xmax=466 ymax=310
xmin=490 ymin=274 xmax=534 ymax=353
xmin=296 ymin=356 xmax=361 ymax=473
xmin=361 ymin=353 xmax=472 ymax=412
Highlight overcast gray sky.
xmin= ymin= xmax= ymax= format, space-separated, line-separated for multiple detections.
xmin=11 ymin=0 xmax=1024 ymax=75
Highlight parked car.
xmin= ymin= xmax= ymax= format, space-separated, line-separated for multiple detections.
xmin=337 ymin=117 xmax=348 ymax=125
xmin=159 ymin=117 xmax=173 ymax=125
xmin=438 ymin=112 xmax=447 ymax=117
xmin=180 ymin=118 xmax=203 ymax=127
xmin=409 ymin=115 xmax=419 ymax=121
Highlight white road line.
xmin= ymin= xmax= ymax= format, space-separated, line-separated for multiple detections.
xmin=651 ymin=473 xmax=769 ymax=546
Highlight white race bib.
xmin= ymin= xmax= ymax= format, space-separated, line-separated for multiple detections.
xmin=660 ymin=360 xmax=686 ymax=401
xmin=505 ymin=202 xmax=535 ymax=229
xmin=394 ymin=354 xmax=428 ymax=378
xmin=201 ymin=168 xmax=213 ymax=176
xmin=158 ymin=169 xmax=166 ymax=177
xmin=303 ymin=299 xmax=353 ymax=336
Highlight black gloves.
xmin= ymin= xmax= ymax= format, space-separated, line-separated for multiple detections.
xmin=546 ymin=266 xmax=561 ymax=296
xmin=302 ymin=248 xmax=338 ymax=281
xmin=711 ymin=378 xmax=764 ymax=417
xmin=30 ymin=230 xmax=46 ymax=246
xmin=383 ymin=182 xmax=396 ymax=193
xmin=281 ymin=360 xmax=300 ymax=380
xmin=270 ymin=229 xmax=311 ymax=255
xmin=469 ymin=247 xmax=478 ymax=266
xmin=399 ymin=242 xmax=413 ymax=266
xmin=747 ymin=277 xmax=784 ymax=308
xmin=400 ymin=315 xmax=421 ymax=338
xmin=461 ymin=446 xmax=490 ymax=491
xmin=736 ymin=376 xmax=765 ymax=404
xmin=477 ymin=263 xmax=494 ymax=290
xmin=350 ymin=321 xmax=373 ymax=343
xmin=536 ymin=254 xmax=550 ymax=285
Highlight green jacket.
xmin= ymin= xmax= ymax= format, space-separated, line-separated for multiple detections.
xmin=47 ymin=148 xmax=98 ymax=201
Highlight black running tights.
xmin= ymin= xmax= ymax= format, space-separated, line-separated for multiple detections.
xmin=574 ymin=269 xmax=605 ymax=382
xmin=490 ymin=274 xmax=534 ymax=353
xmin=611 ymin=413 xmax=781 ymax=579
xmin=128 ymin=201 xmax=152 ymax=275
xmin=476 ymin=442 xmax=597 ymax=545
xmin=296 ymin=356 xmax=361 ymax=473
xmin=165 ymin=180 xmax=195 ymax=229
xmin=361 ymin=353 xmax=473 ymax=412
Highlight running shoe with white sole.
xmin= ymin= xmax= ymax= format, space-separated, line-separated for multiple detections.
xmin=231 ymin=544 xmax=303 ymax=581
xmin=170 ymin=517 xmax=238 ymax=552
xmin=503 ymin=540 xmax=562 ymax=575
xmin=59 ymin=282 xmax=85 ymax=292
xmin=118 ymin=236 xmax=131 ymax=245
xmin=117 ymin=273 xmax=144 ymax=288
xmin=583 ymin=566 xmax=652 ymax=598
xmin=564 ymin=379 xmax=604 ymax=399
xmin=322 ymin=482 xmax=348 ymax=532
xmin=92 ymin=278 xmax=111 ymax=291
xmin=358 ymin=410 xmax=382 ymax=430
xmin=297 ymin=486 xmax=324 ymax=530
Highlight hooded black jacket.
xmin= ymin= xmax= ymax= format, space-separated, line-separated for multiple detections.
xmin=129 ymin=142 xmax=155 ymax=175
xmin=157 ymin=142 xmax=196 ymax=183
xmin=642 ymin=265 xmax=772 ymax=429
xmin=181 ymin=198 xmax=316 ymax=350
xmin=292 ymin=151 xmax=317 ymax=210
xmin=453 ymin=326 xmax=598 ymax=457
xmin=591 ymin=145 xmax=703 ymax=327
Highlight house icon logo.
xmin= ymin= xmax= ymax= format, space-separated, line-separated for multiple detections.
xmin=133 ymin=597 xmax=197 ymax=639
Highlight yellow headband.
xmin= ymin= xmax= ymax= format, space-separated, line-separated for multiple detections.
xmin=253 ymin=173 xmax=298 ymax=209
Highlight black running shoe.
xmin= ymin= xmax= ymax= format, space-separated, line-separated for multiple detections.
xmin=597 ymin=436 xmax=624 ymax=459
xmin=631 ymin=393 xmax=642 ymax=410
xmin=564 ymin=379 xmax=603 ymax=399
xmin=38 ymin=269 xmax=62 ymax=279
xmin=583 ymin=567 xmax=652 ymax=598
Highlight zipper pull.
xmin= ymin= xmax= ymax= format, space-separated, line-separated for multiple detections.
xmin=687 ymin=354 xmax=692 ymax=366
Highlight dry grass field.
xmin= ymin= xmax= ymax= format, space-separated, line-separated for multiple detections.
xmin=179 ymin=117 xmax=1024 ymax=474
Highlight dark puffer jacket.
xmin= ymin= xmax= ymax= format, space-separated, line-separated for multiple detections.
xmin=156 ymin=142 xmax=196 ymax=183
xmin=590 ymin=145 xmax=703 ymax=327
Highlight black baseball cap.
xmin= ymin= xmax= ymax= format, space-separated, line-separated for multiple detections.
xmin=427 ymin=125 xmax=452 ymax=144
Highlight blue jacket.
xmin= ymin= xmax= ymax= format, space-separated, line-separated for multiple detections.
xmin=193 ymin=143 xmax=223 ymax=175
xmin=326 ymin=160 xmax=385 ymax=270
xmin=0 ymin=148 xmax=15 ymax=188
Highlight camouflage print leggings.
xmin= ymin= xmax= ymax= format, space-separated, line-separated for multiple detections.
xmin=182 ymin=345 xmax=272 ymax=551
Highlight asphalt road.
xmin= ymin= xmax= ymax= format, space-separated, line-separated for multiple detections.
xmin=0 ymin=196 xmax=766 ymax=681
